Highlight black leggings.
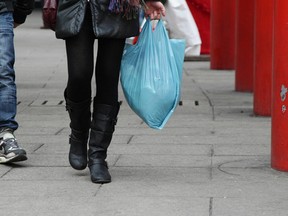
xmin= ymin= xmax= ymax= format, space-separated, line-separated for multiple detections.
xmin=65 ymin=9 xmax=126 ymax=106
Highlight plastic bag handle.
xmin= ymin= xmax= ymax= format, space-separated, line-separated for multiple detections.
xmin=136 ymin=18 xmax=166 ymax=45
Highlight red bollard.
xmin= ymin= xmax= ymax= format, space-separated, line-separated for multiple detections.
xmin=253 ymin=0 xmax=273 ymax=116
xmin=210 ymin=0 xmax=236 ymax=70
xmin=235 ymin=0 xmax=255 ymax=92
xmin=271 ymin=0 xmax=288 ymax=171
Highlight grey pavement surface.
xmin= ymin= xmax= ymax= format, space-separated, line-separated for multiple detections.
xmin=1 ymin=10 xmax=287 ymax=216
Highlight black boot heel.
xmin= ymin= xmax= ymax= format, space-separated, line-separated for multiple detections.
xmin=89 ymin=159 xmax=111 ymax=183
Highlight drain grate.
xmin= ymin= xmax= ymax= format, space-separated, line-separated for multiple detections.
xmin=28 ymin=99 xmax=65 ymax=106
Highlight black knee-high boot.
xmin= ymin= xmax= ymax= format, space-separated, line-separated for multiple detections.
xmin=65 ymin=93 xmax=91 ymax=170
xmin=88 ymin=101 xmax=120 ymax=184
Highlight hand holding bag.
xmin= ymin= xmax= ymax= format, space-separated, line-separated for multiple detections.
xmin=120 ymin=19 xmax=185 ymax=129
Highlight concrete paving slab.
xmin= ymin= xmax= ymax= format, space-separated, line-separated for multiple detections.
xmin=115 ymin=154 xmax=211 ymax=168
xmin=1 ymin=167 xmax=90 ymax=181
xmin=213 ymin=144 xmax=271 ymax=156
xmin=0 ymin=196 xmax=210 ymax=216
xmin=109 ymin=143 xmax=212 ymax=156
xmin=114 ymin=127 xmax=216 ymax=136
xmin=13 ymin=154 xmax=118 ymax=168
xmin=212 ymin=155 xmax=270 ymax=168
xmin=213 ymin=144 xmax=270 ymax=156
xmin=0 ymin=180 xmax=98 ymax=197
xmin=213 ymin=197 xmax=288 ymax=216
xmin=129 ymin=134 xmax=270 ymax=145
xmin=0 ymin=166 xmax=12 ymax=178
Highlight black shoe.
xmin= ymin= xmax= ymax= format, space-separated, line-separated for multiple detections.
xmin=0 ymin=138 xmax=27 ymax=164
xmin=89 ymin=159 xmax=111 ymax=184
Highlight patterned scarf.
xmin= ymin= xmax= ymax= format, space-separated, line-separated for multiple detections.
xmin=108 ymin=0 xmax=145 ymax=20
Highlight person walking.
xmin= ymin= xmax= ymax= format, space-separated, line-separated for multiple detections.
xmin=163 ymin=0 xmax=202 ymax=57
xmin=55 ymin=0 xmax=165 ymax=184
xmin=0 ymin=0 xmax=34 ymax=164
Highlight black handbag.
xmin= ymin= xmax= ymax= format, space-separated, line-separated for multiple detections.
xmin=55 ymin=0 xmax=139 ymax=39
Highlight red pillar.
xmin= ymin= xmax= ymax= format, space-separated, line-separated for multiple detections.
xmin=253 ymin=0 xmax=273 ymax=116
xmin=271 ymin=0 xmax=288 ymax=171
xmin=235 ymin=0 xmax=255 ymax=92
xmin=210 ymin=0 xmax=236 ymax=69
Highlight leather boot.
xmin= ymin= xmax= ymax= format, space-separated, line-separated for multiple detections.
xmin=65 ymin=93 xmax=91 ymax=170
xmin=88 ymin=101 xmax=120 ymax=184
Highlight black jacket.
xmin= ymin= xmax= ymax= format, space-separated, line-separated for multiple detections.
xmin=55 ymin=0 xmax=160 ymax=39
xmin=0 ymin=0 xmax=34 ymax=24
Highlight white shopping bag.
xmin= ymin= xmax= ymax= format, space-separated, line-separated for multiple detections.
xmin=163 ymin=0 xmax=202 ymax=56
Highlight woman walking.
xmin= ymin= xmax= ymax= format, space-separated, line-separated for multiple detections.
xmin=55 ymin=0 xmax=165 ymax=184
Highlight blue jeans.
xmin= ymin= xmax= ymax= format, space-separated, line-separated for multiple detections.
xmin=0 ymin=12 xmax=18 ymax=131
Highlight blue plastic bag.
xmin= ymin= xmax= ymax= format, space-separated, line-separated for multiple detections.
xmin=120 ymin=19 xmax=185 ymax=129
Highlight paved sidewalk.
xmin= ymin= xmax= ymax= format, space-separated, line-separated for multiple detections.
xmin=1 ymin=10 xmax=288 ymax=216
